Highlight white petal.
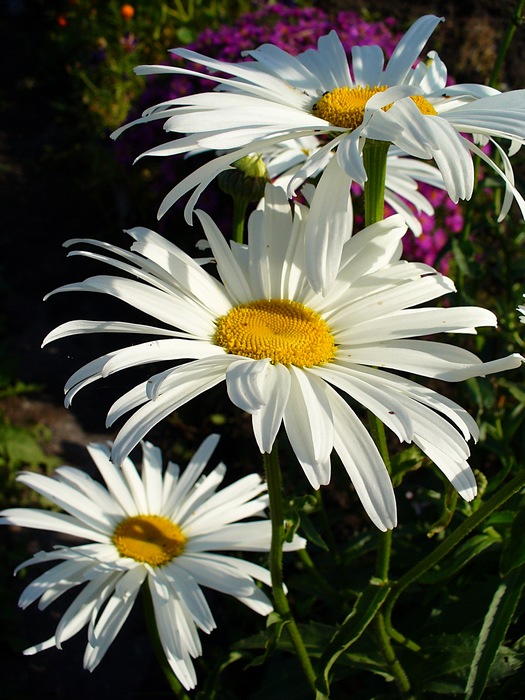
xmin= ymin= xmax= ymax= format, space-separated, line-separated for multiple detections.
xmin=328 ymin=388 xmax=397 ymax=530
xmin=382 ymin=15 xmax=443 ymax=86
xmin=283 ymin=368 xmax=334 ymax=487
xmin=110 ymin=357 xmax=229 ymax=464
xmin=252 ymin=362 xmax=291 ymax=453
xmin=225 ymin=358 xmax=271 ymax=413
xmin=304 ymin=156 xmax=353 ymax=295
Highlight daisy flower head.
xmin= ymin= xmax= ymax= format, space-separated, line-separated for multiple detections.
xmin=0 ymin=436 xmax=303 ymax=690
xmin=43 ymin=185 xmax=523 ymax=531
xmin=112 ymin=14 xmax=525 ymax=230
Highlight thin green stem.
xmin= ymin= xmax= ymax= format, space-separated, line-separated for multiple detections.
xmin=264 ymin=444 xmax=317 ymax=693
xmin=489 ymin=0 xmax=525 ymax=88
xmin=232 ymin=196 xmax=248 ymax=244
xmin=142 ymin=584 xmax=192 ymax=699
xmin=363 ymin=140 xmax=390 ymax=227
xmin=362 ymin=137 xmax=413 ymax=694
xmin=384 ymin=470 xmax=525 ymax=631
xmin=374 ymin=613 xmax=414 ymax=697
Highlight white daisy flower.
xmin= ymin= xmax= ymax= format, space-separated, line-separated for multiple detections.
xmin=0 ymin=436 xmax=303 ymax=690
xmin=112 ymin=14 xmax=525 ymax=230
xmin=43 ymin=185 xmax=522 ymax=530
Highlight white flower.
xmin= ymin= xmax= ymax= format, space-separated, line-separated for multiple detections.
xmin=112 ymin=14 xmax=525 ymax=230
xmin=264 ymin=136 xmax=447 ymax=238
xmin=0 ymin=436 xmax=303 ymax=690
xmin=43 ymin=185 xmax=522 ymax=530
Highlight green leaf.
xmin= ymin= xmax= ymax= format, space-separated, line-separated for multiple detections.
xmin=500 ymin=505 xmax=525 ymax=576
xmin=465 ymin=567 xmax=525 ymax=700
xmin=247 ymin=612 xmax=288 ymax=667
xmin=298 ymin=511 xmax=328 ymax=551
xmin=419 ymin=531 xmax=501 ymax=584
xmin=315 ymin=580 xmax=390 ymax=696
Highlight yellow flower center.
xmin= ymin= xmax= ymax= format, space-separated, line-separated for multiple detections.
xmin=213 ymin=299 xmax=336 ymax=367
xmin=112 ymin=514 xmax=187 ymax=567
xmin=313 ymin=85 xmax=438 ymax=130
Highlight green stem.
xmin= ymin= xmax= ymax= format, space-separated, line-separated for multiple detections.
xmin=363 ymin=140 xmax=390 ymax=227
xmin=374 ymin=612 xmax=414 ymax=696
xmin=142 ymin=584 xmax=192 ymax=699
xmin=489 ymin=0 xmax=525 ymax=88
xmin=362 ymin=138 xmax=413 ymax=693
xmin=264 ymin=444 xmax=317 ymax=692
xmin=232 ymin=196 xmax=248 ymax=244
xmin=384 ymin=470 xmax=525 ymax=630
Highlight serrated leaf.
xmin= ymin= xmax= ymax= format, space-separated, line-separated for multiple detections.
xmin=465 ymin=567 xmax=525 ymax=700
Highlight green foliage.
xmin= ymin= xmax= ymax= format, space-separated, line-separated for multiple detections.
xmin=46 ymin=0 xmax=253 ymax=134
xmin=0 ymin=413 xmax=60 ymax=508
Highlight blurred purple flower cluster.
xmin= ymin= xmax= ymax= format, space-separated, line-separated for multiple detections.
xmin=115 ymin=2 xmax=461 ymax=269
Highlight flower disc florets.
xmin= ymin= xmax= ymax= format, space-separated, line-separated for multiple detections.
xmin=213 ymin=299 xmax=336 ymax=367
xmin=112 ymin=514 xmax=186 ymax=566
xmin=313 ymin=86 xmax=437 ymax=130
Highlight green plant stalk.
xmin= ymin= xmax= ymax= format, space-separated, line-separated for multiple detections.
xmin=232 ymin=196 xmax=248 ymax=244
xmin=489 ymin=0 xmax=525 ymax=88
xmin=264 ymin=444 xmax=317 ymax=692
xmin=383 ymin=469 xmax=525 ymax=631
xmin=142 ymin=584 xmax=192 ymax=699
xmin=363 ymin=140 xmax=390 ymax=227
xmin=363 ymin=137 xmax=413 ymax=694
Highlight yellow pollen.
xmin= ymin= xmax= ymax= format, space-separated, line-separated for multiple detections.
xmin=112 ymin=514 xmax=187 ymax=567
xmin=213 ymin=299 xmax=336 ymax=367
xmin=313 ymin=85 xmax=438 ymax=130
